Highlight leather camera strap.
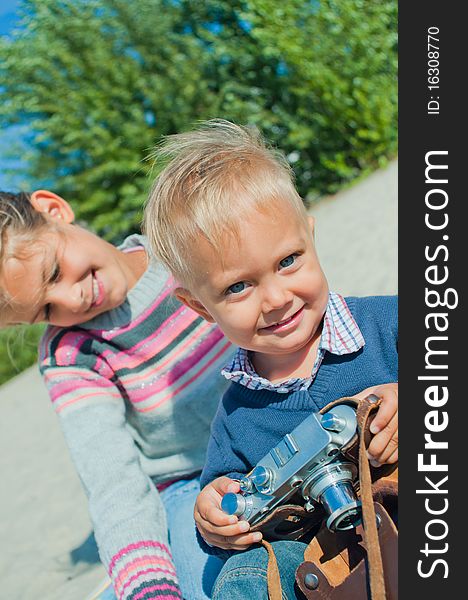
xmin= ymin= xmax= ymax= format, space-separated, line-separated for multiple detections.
xmin=263 ymin=394 xmax=387 ymax=600
xmin=261 ymin=539 xmax=283 ymax=600
xmin=357 ymin=394 xmax=386 ymax=600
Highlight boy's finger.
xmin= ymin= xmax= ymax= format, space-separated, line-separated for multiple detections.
xmin=373 ymin=439 xmax=399 ymax=465
xmin=200 ymin=504 xmax=238 ymax=526
xmin=383 ymin=448 xmax=399 ymax=464
xmin=213 ymin=531 xmax=263 ymax=550
xmin=199 ymin=519 xmax=252 ymax=539
xmin=193 ymin=502 xmax=238 ymax=525
xmin=210 ymin=477 xmax=240 ymax=495
xmin=367 ymin=412 xmax=398 ymax=458
xmin=370 ymin=448 xmax=399 ymax=467
xmin=225 ymin=531 xmax=263 ymax=548
xmin=194 ymin=502 xmax=233 ymax=526
xmin=370 ymin=390 xmax=398 ymax=434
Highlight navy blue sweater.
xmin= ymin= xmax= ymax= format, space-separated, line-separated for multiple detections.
xmin=200 ymin=296 xmax=398 ymax=489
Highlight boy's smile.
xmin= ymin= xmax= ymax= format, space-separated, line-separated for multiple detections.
xmin=258 ymin=304 xmax=306 ymax=334
xmin=177 ymin=201 xmax=329 ymax=381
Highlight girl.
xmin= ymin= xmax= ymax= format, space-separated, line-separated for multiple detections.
xmin=0 ymin=190 xmax=235 ymax=600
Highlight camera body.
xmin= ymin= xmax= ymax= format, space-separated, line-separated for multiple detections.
xmin=221 ymin=403 xmax=362 ymax=532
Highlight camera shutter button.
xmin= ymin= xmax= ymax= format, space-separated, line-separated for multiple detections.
xmin=250 ymin=466 xmax=272 ymax=490
xmin=321 ymin=412 xmax=347 ymax=432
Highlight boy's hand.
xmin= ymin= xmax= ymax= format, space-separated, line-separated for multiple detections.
xmin=194 ymin=477 xmax=263 ymax=550
xmin=354 ymin=382 xmax=398 ymax=467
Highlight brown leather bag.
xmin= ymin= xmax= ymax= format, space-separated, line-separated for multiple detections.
xmin=295 ymin=474 xmax=398 ymax=600
xmin=254 ymin=395 xmax=398 ymax=600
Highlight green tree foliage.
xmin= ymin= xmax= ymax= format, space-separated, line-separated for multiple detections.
xmin=0 ymin=0 xmax=223 ymax=240
xmin=184 ymin=0 xmax=397 ymax=195
xmin=0 ymin=0 xmax=397 ymax=384
xmin=0 ymin=325 xmax=45 ymax=386
xmin=1 ymin=0 xmax=397 ymax=237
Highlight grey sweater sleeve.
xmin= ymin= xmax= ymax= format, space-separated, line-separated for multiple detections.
xmin=41 ymin=363 xmax=182 ymax=600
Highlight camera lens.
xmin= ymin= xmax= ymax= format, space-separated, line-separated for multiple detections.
xmin=331 ymin=505 xmax=362 ymax=530
xmin=302 ymin=462 xmax=361 ymax=531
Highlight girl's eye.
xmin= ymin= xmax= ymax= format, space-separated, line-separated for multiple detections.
xmin=50 ymin=263 xmax=61 ymax=283
xmin=226 ymin=281 xmax=248 ymax=295
xmin=279 ymin=254 xmax=297 ymax=269
xmin=44 ymin=304 xmax=52 ymax=321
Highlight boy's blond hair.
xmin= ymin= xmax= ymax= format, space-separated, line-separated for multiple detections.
xmin=144 ymin=119 xmax=308 ymax=287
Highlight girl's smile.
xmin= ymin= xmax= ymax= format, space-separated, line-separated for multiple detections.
xmin=91 ymin=270 xmax=106 ymax=308
xmin=1 ymin=192 xmax=146 ymax=327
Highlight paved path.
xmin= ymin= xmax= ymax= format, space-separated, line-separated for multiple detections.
xmin=312 ymin=160 xmax=397 ymax=297
xmin=0 ymin=160 xmax=397 ymax=600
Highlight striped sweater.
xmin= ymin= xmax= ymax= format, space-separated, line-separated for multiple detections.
xmin=39 ymin=234 xmax=235 ymax=600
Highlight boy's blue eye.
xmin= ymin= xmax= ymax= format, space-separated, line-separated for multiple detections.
xmin=279 ymin=254 xmax=296 ymax=269
xmin=226 ymin=282 xmax=248 ymax=295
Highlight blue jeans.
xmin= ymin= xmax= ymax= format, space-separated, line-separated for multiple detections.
xmin=212 ymin=540 xmax=309 ymax=600
xmin=97 ymin=476 xmax=223 ymax=600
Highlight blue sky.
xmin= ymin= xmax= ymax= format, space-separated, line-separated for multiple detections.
xmin=0 ymin=0 xmax=23 ymax=190
xmin=0 ymin=0 xmax=19 ymax=35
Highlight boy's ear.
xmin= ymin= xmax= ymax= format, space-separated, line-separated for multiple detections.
xmin=174 ymin=288 xmax=215 ymax=323
xmin=30 ymin=190 xmax=75 ymax=224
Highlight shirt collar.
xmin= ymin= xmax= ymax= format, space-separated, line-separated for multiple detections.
xmin=221 ymin=291 xmax=365 ymax=393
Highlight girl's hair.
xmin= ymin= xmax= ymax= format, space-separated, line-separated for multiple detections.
xmin=143 ymin=119 xmax=308 ymax=288
xmin=0 ymin=191 xmax=49 ymax=326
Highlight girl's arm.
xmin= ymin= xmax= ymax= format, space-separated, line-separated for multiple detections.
xmin=40 ymin=351 xmax=182 ymax=600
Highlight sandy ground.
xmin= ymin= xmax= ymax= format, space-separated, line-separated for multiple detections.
xmin=0 ymin=160 xmax=397 ymax=600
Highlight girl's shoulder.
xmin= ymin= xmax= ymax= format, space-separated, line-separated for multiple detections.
xmin=38 ymin=324 xmax=101 ymax=370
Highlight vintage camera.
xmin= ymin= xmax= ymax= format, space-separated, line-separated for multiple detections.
xmin=221 ymin=404 xmax=362 ymax=532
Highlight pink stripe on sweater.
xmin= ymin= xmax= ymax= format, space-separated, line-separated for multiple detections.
xmin=131 ymin=583 xmax=182 ymax=600
xmin=55 ymin=389 xmax=121 ymax=413
xmin=114 ymin=304 xmax=190 ymax=361
xmin=103 ymin=278 xmax=176 ymax=339
xmin=126 ymin=328 xmax=225 ymax=403
xmin=43 ymin=360 xmax=114 ymax=384
xmin=122 ymin=321 xmax=213 ymax=386
xmin=138 ymin=340 xmax=232 ymax=412
xmin=116 ymin=567 xmax=177 ymax=599
xmin=44 ymin=367 xmax=101 ymax=381
xmin=54 ymin=331 xmax=90 ymax=365
xmin=48 ymin=378 xmax=115 ymax=403
xmin=39 ymin=325 xmax=61 ymax=360
xmin=47 ymin=330 xmax=228 ymax=413
xmin=48 ymin=333 xmax=220 ymax=409
xmin=109 ymin=541 xmax=172 ymax=576
xmin=114 ymin=558 xmax=176 ymax=593
xmin=101 ymin=306 xmax=196 ymax=371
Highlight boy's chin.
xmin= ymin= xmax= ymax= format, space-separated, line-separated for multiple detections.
xmin=250 ymin=340 xmax=312 ymax=356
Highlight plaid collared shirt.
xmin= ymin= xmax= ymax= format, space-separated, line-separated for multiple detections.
xmin=221 ymin=291 xmax=365 ymax=393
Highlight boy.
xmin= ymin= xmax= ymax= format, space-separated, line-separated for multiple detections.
xmin=144 ymin=120 xmax=397 ymax=598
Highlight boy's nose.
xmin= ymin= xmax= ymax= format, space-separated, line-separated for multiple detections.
xmin=261 ymin=284 xmax=293 ymax=313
